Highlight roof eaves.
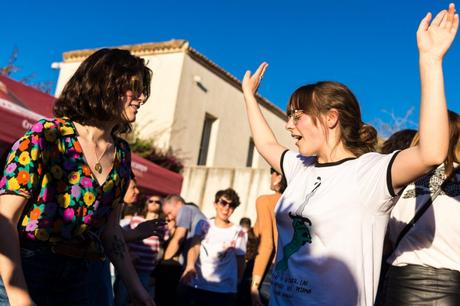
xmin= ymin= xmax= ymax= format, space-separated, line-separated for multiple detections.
xmin=186 ymin=47 xmax=287 ymax=120
xmin=62 ymin=39 xmax=189 ymax=63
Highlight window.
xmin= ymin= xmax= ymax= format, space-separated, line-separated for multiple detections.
xmin=246 ymin=138 xmax=255 ymax=167
xmin=197 ymin=114 xmax=216 ymax=165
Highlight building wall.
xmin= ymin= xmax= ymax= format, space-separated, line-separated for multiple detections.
xmin=171 ymin=53 xmax=294 ymax=168
xmin=134 ymin=53 xmax=185 ymax=149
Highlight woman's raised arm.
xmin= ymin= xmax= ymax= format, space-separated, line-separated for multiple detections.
xmin=392 ymin=4 xmax=459 ymax=189
xmin=242 ymin=63 xmax=288 ymax=174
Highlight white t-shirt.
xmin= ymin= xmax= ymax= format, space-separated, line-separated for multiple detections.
xmin=387 ymin=164 xmax=460 ymax=271
xmin=272 ymin=150 xmax=398 ymax=306
xmin=189 ymin=219 xmax=247 ymax=293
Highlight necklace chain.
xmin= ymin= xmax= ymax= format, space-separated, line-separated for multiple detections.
xmin=80 ymin=124 xmax=112 ymax=174
xmin=94 ymin=143 xmax=111 ymax=174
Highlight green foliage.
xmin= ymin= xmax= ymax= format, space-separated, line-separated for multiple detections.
xmin=126 ymin=127 xmax=184 ymax=173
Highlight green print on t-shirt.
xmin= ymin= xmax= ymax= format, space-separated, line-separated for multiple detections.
xmin=275 ymin=177 xmax=321 ymax=273
xmin=275 ymin=213 xmax=312 ymax=272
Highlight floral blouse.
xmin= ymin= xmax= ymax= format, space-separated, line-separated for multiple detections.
xmin=0 ymin=117 xmax=131 ymax=242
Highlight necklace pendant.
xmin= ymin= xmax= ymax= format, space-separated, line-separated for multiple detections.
xmin=95 ymin=162 xmax=103 ymax=174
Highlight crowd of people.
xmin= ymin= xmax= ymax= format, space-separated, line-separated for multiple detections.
xmin=0 ymin=4 xmax=459 ymax=306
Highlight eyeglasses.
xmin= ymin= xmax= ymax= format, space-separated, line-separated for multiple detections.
xmin=147 ymin=199 xmax=162 ymax=205
xmin=287 ymin=109 xmax=304 ymax=124
xmin=217 ymin=198 xmax=236 ymax=209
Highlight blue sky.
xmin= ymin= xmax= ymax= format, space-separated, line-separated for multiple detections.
xmin=3 ymin=0 xmax=459 ymax=136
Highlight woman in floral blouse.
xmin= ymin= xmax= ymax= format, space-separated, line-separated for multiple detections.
xmin=0 ymin=48 xmax=156 ymax=306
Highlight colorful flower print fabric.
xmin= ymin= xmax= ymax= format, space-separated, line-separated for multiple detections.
xmin=0 ymin=118 xmax=131 ymax=242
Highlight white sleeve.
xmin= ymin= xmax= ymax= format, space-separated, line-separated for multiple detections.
xmin=234 ymin=228 xmax=247 ymax=256
xmin=280 ymin=150 xmax=316 ymax=184
xmin=356 ymin=151 xmax=400 ymax=211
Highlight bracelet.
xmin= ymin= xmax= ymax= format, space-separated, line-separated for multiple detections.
xmin=251 ymin=280 xmax=260 ymax=288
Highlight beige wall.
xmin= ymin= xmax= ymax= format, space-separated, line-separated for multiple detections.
xmin=171 ymin=54 xmax=294 ymax=168
xmin=135 ymin=53 xmax=185 ymax=150
xmin=54 ymin=62 xmax=85 ymax=97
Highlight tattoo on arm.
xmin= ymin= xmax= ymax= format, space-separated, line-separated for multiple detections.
xmin=110 ymin=235 xmax=126 ymax=259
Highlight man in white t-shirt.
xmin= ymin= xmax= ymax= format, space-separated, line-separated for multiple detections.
xmin=179 ymin=188 xmax=248 ymax=306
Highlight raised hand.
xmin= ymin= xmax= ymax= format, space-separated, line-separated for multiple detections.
xmin=242 ymin=62 xmax=269 ymax=95
xmin=417 ymin=3 xmax=459 ymax=60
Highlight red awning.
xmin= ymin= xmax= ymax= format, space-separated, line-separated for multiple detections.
xmin=0 ymin=75 xmax=54 ymax=117
xmin=131 ymin=154 xmax=183 ymax=195
xmin=0 ymin=105 xmax=41 ymax=144
xmin=0 ymin=76 xmax=182 ymax=195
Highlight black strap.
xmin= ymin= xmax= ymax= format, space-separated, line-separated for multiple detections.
xmin=393 ymin=171 xmax=451 ymax=251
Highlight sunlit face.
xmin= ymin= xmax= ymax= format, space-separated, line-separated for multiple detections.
xmin=122 ymin=90 xmax=146 ymax=122
xmin=146 ymin=195 xmax=162 ymax=214
xmin=123 ymin=179 xmax=140 ymax=205
xmin=286 ymin=110 xmax=327 ymax=157
xmin=162 ymin=201 xmax=179 ymax=222
xmin=214 ymin=196 xmax=236 ymax=222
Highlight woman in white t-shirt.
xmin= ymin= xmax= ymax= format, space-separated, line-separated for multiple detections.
xmin=241 ymin=5 xmax=458 ymax=306
xmin=380 ymin=111 xmax=460 ymax=305
xmin=179 ymin=188 xmax=248 ymax=306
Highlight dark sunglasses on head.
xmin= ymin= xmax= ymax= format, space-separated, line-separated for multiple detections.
xmin=147 ymin=199 xmax=162 ymax=204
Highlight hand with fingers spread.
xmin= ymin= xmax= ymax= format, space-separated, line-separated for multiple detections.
xmin=417 ymin=3 xmax=459 ymax=60
xmin=242 ymin=62 xmax=269 ymax=95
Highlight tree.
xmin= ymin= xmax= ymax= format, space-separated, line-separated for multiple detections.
xmin=1 ymin=48 xmax=53 ymax=94
xmin=374 ymin=107 xmax=417 ymax=139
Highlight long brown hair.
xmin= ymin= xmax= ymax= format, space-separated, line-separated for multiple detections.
xmin=53 ymin=48 xmax=152 ymax=136
xmin=287 ymin=81 xmax=377 ymax=157
xmin=411 ymin=110 xmax=460 ymax=177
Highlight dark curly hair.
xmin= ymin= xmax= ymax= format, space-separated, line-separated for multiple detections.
xmin=214 ymin=188 xmax=241 ymax=208
xmin=53 ymin=48 xmax=152 ymax=136
xmin=287 ymin=81 xmax=377 ymax=157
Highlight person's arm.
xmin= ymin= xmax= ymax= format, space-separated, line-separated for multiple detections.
xmin=101 ymin=203 xmax=155 ymax=306
xmin=251 ymin=197 xmax=275 ymax=306
xmin=0 ymin=195 xmax=35 ymax=306
xmin=242 ymin=63 xmax=287 ymax=174
xmin=179 ymin=235 xmax=202 ymax=284
xmin=392 ymin=5 xmax=459 ymax=189
xmin=123 ymin=219 xmax=166 ymax=243
xmin=163 ymin=227 xmax=187 ymax=260
xmin=252 ymin=197 xmax=275 ymax=278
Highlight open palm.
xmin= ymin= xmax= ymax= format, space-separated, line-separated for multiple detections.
xmin=417 ymin=4 xmax=459 ymax=60
xmin=242 ymin=62 xmax=268 ymax=95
